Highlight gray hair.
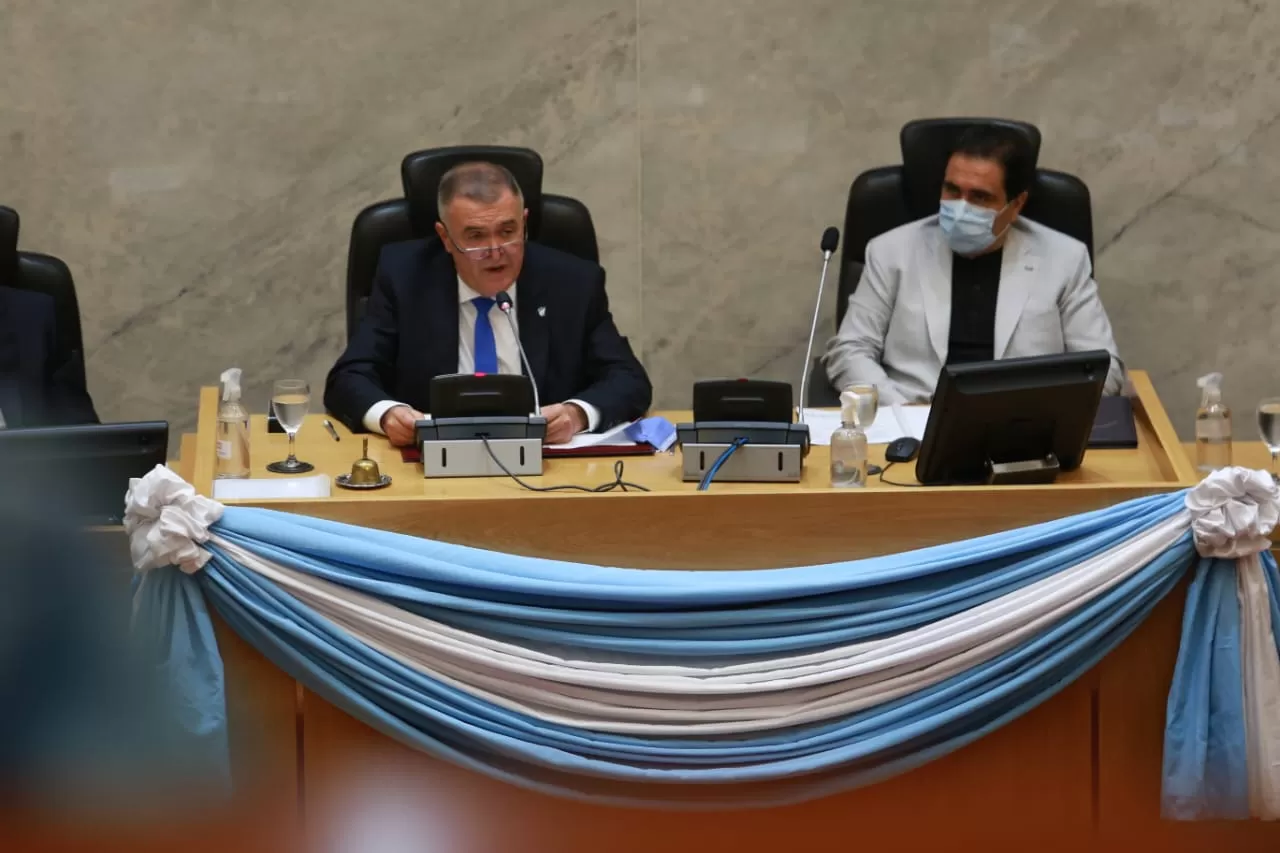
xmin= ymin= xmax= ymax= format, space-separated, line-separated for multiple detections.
xmin=436 ymin=161 xmax=524 ymax=218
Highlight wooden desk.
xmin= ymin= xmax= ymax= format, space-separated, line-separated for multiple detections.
xmin=221 ymin=377 xmax=1185 ymax=498
xmin=1181 ymin=440 xmax=1279 ymax=479
xmin=184 ymin=372 xmax=1278 ymax=851
xmin=188 ymin=371 xmax=1193 ymax=568
xmin=174 ymin=432 xmax=197 ymax=481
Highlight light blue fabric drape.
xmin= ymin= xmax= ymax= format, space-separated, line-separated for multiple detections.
xmin=1265 ymin=553 xmax=1280 ymax=659
xmin=129 ymin=488 xmax=1277 ymax=812
xmin=210 ymin=493 xmax=1183 ymax=656
xmin=1163 ymin=550 xmax=1280 ymax=819
xmin=131 ymin=566 xmax=231 ymax=792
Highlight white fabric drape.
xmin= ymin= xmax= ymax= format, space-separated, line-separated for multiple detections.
xmin=1187 ymin=467 xmax=1279 ymax=559
xmin=125 ymin=466 xmax=223 ymax=573
xmin=1237 ymin=553 xmax=1280 ymax=818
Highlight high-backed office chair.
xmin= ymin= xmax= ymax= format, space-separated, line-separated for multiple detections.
xmin=0 ymin=205 xmax=92 ymax=398
xmin=0 ymin=206 xmax=16 ymax=280
xmin=345 ymin=145 xmax=600 ymax=341
xmin=809 ymin=118 xmax=1095 ymax=405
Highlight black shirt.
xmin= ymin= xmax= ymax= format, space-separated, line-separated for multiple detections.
xmin=946 ymin=248 xmax=1003 ymax=365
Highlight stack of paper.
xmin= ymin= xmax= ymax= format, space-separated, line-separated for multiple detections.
xmin=546 ymin=419 xmax=639 ymax=451
xmin=213 ymin=474 xmax=333 ymax=500
xmin=799 ymin=405 xmax=931 ymax=446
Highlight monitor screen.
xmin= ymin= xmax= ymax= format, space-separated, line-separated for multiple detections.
xmin=915 ymin=351 xmax=1111 ymax=485
xmin=0 ymin=421 xmax=169 ymax=524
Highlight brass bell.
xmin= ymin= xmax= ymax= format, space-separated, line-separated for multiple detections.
xmin=347 ymin=438 xmax=382 ymax=486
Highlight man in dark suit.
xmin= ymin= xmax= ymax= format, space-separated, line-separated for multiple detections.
xmin=325 ymin=161 xmax=651 ymax=446
xmin=0 ymin=285 xmax=98 ymax=428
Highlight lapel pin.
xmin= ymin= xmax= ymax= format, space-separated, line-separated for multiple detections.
xmin=537 ymin=305 xmax=547 ymax=317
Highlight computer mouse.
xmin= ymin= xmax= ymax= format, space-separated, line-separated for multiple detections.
xmin=885 ymin=436 xmax=921 ymax=463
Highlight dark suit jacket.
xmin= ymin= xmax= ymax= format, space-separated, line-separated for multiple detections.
xmin=0 ymin=285 xmax=98 ymax=428
xmin=325 ymin=240 xmax=652 ymax=432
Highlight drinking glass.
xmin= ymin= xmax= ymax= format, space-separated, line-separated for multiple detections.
xmin=848 ymin=383 xmax=880 ymax=428
xmin=1258 ymin=397 xmax=1280 ymax=483
xmin=267 ymin=379 xmax=314 ymax=474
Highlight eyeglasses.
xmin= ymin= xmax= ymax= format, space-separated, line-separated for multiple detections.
xmin=444 ymin=226 xmax=526 ymax=260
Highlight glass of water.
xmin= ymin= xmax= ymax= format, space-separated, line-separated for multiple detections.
xmin=267 ymin=379 xmax=314 ymax=474
xmin=1258 ymin=397 xmax=1280 ymax=483
xmin=848 ymin=383 xmax=880 ymax=428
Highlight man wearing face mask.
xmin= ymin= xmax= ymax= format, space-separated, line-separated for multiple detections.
xmin=823 ymin=125 xmax=1124 ymax=404
xmin=325 ymin=161 xmax=652 ymax=446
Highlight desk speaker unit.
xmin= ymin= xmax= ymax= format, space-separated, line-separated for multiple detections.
xmin=676 ymin=379 xmax=810 ymax=483
xmin=414 ymin=374 xmax=546 ymax=478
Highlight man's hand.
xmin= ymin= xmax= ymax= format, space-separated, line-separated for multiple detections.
xmin=380 ymin=405 xmax=425 ymax=447
xmin=542 ymin=402 xmax=588 ymax=445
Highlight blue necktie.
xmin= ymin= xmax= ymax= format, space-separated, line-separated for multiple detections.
xmin=471 ymin=296 xmax=498 ymax=374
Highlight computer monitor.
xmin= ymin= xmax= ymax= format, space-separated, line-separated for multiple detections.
xmin=915 ymin=351 xmax=1111 ymax=486
xmin=0 ymin=421 xmax=169 ymax=524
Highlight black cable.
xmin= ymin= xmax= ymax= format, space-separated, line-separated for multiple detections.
xmin=481 ymin=436 xmax=649 ymax=493
xmin=878 ymin=461 xmax=926 ymax=488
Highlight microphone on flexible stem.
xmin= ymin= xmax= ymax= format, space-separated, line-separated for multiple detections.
xmin=495 ymin=291 xmax=541 ymax=415
xmin=796 ymin=226 xmax=841 ymax=423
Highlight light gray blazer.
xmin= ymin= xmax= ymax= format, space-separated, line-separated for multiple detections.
xmin=823 ymin=215 xmax=1125 ymax=405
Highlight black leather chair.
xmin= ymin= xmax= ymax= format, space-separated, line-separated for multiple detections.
xmin=0 ymin=206 xmax=16 ymax=277
xmin=345 ymin=145 xmax=600 ymax=341
xmin=0 ymin=205 xmax=92 ymax=396
xmin=810 ymin=118 xmax=1095 ymax=405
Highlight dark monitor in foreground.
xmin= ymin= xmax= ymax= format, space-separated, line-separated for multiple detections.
xmin=0 ymin=421 xmax=169 ymax=524
xmin=915 ymin=351 xmax=1111 ymax=486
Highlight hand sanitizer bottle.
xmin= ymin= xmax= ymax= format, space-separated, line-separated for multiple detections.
xmin=1194 ymin=371 xmax=1232 ymax=475
xmin=830 ymin=390 xmax=868 ymax=488
xmin=215 ymin=368 xmax=251 ymax=479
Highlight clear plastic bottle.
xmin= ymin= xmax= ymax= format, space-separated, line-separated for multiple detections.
xmin=215 ymin=367 xmax=251 ymax=479
xmin=830 ymin=390 xmax=868 ymax=487
xmin=1194 ymin=371 xmax=1232 ymax=475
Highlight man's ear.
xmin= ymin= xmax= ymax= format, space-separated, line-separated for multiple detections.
xmin=1011 ymin=190 xmax=1029 ymax=216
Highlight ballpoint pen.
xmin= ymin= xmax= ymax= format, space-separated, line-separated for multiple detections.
xmin=323 ymin=419 xmax=341 ymax=442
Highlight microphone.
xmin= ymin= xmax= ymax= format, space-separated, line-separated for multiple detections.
xmin=495 ymin=291 xmax=541 ymax=415
xmin=796 ymin=227 xmax=840 ymax=423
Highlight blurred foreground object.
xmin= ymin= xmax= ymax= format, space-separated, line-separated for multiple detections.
xmin=0 ymin=481 xmax=296 ymax=851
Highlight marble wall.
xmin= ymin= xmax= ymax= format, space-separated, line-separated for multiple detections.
xmin=2 ymin=0 xmax=1278 ymax=446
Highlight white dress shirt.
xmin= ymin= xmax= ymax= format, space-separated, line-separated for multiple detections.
xmin=362 ymin=277 xmax=600 ymax=434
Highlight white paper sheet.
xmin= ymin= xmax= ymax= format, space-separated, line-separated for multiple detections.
xmin=892 ymin=406 xmax=931 ymax=441
xmin=800 ymin=405 xmax=931 ymax=446
xmin=213 ymin=474 xmax=333 ymax=500
xmin=545 ymin=419 xmax=638 ymax=450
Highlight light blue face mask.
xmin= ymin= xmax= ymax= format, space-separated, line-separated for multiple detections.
xmin=939 ymin=199 xmax=1011 ymax=255
xmin=624 ymin=417 xmax=677 ymax=452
